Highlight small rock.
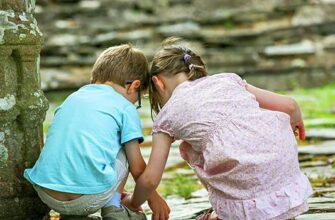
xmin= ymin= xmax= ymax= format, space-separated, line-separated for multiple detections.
xmin=292 ymin=6 xmax=327 ymax=26
xmin=157 ymin=22 xmax=201 ymax=38
xmin=263 ymin=40 xmax=316 ymax=56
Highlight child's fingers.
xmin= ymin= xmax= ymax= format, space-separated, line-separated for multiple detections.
xmin=137 ymin=206 xmax=144 ymax=212
xmin=299 ymin=126 xmax=305 ymax=141
xmin=298 ymin=121 xmax=305 ymax=141
xmin=151 ymin=213 xmax=163 ymax=220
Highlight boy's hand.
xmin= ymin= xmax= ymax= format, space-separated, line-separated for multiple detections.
xmin=148 ymin=192 xmax=170 ymax=220
xmin=122 ymin=194 xmax=143 ymax=212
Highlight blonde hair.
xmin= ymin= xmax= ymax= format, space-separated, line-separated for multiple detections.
xmin=91 ymin=44 xmax=150 ymax=90
xmin=149 ymin=37 xmax=208 ymax=118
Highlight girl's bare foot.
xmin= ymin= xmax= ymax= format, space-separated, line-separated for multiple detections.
xmin=197 ymin=210 xmax=219 ymax=220
xmin=209 ymin=211 xmax=219 ymax=220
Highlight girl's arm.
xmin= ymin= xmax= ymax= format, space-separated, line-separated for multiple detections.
xmin=246 ymin=84 xmax=305 ymax=140
xmin=124 ymin=139 xmax=170 ymax=219
xmin=126 ymin=132 xmax=172 ymax=209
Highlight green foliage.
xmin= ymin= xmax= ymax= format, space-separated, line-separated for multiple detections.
xmin=43 ymin=122 xmax=50 ymax=133
xmin=224 ymin=18 xmax=234 ymax=30
xmin=161 ymin=174 xmax=202 ymax=199
xmin=282 ymin=83 xmax=335 ymax=128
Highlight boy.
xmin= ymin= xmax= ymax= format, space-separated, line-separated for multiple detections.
xmin=24 ymin=44 xmax=170 ymax=220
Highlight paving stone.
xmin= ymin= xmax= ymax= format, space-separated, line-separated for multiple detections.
xmin=299 ymin=141 xmax=335 ymax=155
xmin=305 ymin=128 xmax=335 ymax=140
xmin=296 ymin=212 xmax=335 ymax=220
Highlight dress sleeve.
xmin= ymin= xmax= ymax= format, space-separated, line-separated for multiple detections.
xmin=120 ymin=105 xmax=144 ymax=144
xmin=220 ymin=73 xmax=247 ymax=88
xmin=152 ymin=108 xmax=175 ymax=138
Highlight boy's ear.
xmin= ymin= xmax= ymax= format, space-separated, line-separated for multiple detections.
xmin=126 ymin=80 xmax=141 ymax=94
xmin=152 ymin=76 xmax=165 ymax=92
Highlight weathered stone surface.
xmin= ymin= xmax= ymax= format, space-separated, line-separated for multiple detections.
xmin=142 ymin=189 xmax=211 ymax=220
xmin=29 ymin=0 xmax=335 ymax=91
xmin=292 ymin=6 xmax=329 ymax=26
xmin=263 ymin=40 xmax=316 ymax=56
xmin=157 ymin=22 xmax=201 ymax=38
xmin=305 ymin=128 xmax=335 ymax=140
xmin=41 ymin=67 xmax=91 ymax=90
xmin=323 ymin=34 xmax=335 ymax=51
xmin=296 ymin=213 xmax=335 ymax=220
xmin=0 ymin=0 xmax=49 ymax=219
xmin=305 ymin=118 xmax=335 ymax=128
xmin=299 ymin=143 xmax=335 ymax=155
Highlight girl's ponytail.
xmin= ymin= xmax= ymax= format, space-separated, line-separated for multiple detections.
xmin=149 ymin=37 xmax=208 ymax=118
xmin=188 ymin=64 xmax=207 ymax=81
xmin=183 ymin=52 xmax=207 ymax=80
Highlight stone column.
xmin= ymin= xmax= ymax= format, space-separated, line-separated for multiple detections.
xmin=0 ymin=0 xmax=49 ymax=219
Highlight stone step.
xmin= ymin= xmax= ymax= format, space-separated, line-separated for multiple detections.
xmin=143 ymin=188 xmax=211 ymax=220
xmin=305 ymin=128 xmax=335 ymax=140
xmin=305 ymin=118 xmax=335 ymax=128
xmin=296 ymin=213 xmax=335 ymax=220
xmin=299 ymin=141 xmax=335 ymax=155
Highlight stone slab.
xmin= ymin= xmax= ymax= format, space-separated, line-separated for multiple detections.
xmin=296 ymin=213 xmax=335 ymax=220
xmin=305 ymin=128 xmax=335 ymax=140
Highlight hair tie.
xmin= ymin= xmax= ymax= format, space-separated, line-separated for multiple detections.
xmin=188 ymin=64 xmax=194 ymax=70
xmin=183 ymin=54 xmax=191 ymax=63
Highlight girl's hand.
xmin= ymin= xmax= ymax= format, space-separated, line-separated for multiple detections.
xmin=290 ymin=104 xmax=305 ymax=141
xmin=148 ymin=192 xmax=170 ymax=220
xmin=291 ymin=120 xmax=305 ymax=141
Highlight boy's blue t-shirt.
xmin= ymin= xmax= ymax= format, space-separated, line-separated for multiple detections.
xmin=24 ymin=84 xmax=143 ymax=194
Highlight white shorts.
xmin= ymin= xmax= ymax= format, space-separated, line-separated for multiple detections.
xmin=33 ymin=149 xmax=128 ymax=215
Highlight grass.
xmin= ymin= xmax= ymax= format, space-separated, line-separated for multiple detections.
xmin=282 ymin=83 xmax=335 ymax=128
xmin=159 ymin=173 xmax=202 ymax=199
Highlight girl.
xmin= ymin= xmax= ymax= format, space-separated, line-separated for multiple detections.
xmin=123 ymin=39 xmax=313 ymax=220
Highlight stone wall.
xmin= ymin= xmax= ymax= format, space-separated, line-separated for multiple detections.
xmin=0 ymin=0 xmax=49 ymax=219
xmin=35 ymin=0 xmax=335 ymax=90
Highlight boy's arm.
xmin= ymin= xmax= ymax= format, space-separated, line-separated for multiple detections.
xmin=125 ymin=133 xmax=172 ymax=209
xmin=246 ymin=84 xmax=305 ymax=140
xmin=124 ymin=139 xmax=170 ymax=219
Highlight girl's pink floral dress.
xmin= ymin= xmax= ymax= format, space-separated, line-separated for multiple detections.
xmin=152 ymin=73 xmax=312 ymax=220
